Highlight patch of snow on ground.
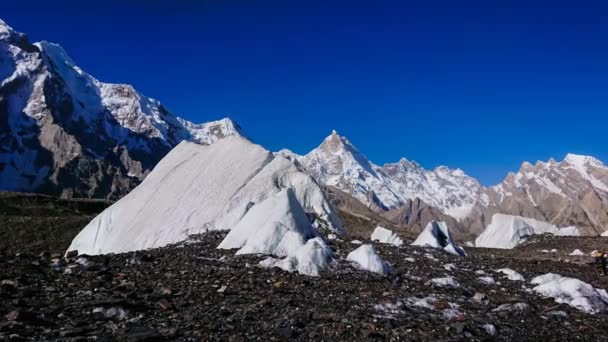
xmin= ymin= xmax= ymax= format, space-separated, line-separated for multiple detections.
xmin=495 ymin=268 xmax=525 ymax=281
xmin=493 ymin=303 xmax=529 ymax=312
xmin=478 ymin=276 xmax=496 ymax=285
xmin=530 ymin=273 xmax=608 ymax=314
xmin=405 ymin=257 xmax=416 ymax=262
xmin=431 ymin=276 xmax=460 ymax=288
xmin=350 ymin=240 xmax=362 ymax=245
xmin=569 ymin=249 xmax=584 ymax=256
xmin=346 ymin=244 xmax=391 ymax=275
xmin=370 ymin=226 xmax=403 ymax=246
xmin=444 ymin=263 xmax=456 ymax=271
xmin=408 ymin=296 xmax=462 ymax=320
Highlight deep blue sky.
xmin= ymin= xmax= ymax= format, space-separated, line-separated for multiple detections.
xmin=4 ymin=1 xmax=607 ymax=185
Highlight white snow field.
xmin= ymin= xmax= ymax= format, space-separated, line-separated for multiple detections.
xmin=531 ymin=273 xmax=608 ymax=314
xmin=412 ymin=221 xmax=466 ymax=256
xmin=370 ymin=226 xmax=403 ymax=246
xmin=68 ymin=137 xmax=343 ymax=266
xmin=346 ymin=244 xmax=391 ymax=275
xmin=475 ymin=214 xmax=580 ymax=249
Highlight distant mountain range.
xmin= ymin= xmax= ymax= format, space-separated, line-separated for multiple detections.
xmin=279 ymin=131 xmax=608 ymax=236
xmin=1 ymin=18 xmax=607 ymax=236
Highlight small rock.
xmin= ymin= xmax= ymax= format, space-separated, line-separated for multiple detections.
xmin=217 ymin=285 xmax=227 ymax=293
xmin=66 ymin=250 xmax=79 ymax=258
xmin=483 ymin=324 xmax=496 ymax=336
xmin=1 ymin=280 xmax=17 ymax=291
xmin=156 ymin=298 xmax=175 ymax=311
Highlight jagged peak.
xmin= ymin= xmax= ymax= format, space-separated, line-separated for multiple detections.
xmin=0 ymin=18 xmax=15 ymax=39
xmin=563 ymin=153 xmax=604 ymax=167
xmin=319 ymin=130 xmax=358 ymax=154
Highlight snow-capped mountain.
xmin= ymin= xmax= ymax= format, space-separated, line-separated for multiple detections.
xmin=284 ymin=131 xmax=608 ymax=236
xmin=481 ymin=154 xmax=608 ymax=235
xmin=381 ymin=159 xmax=487 ymax=219
xmin=296 ymin=131 xmax=403 ymax=211
xmin=285 ymin=130 xmax=485 ymax=219
xmin=0 ymin=19 xmax=241 ymax=199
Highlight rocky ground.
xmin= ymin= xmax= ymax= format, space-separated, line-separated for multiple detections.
xmin=0 ymin=192 xmax=111 ymax=255
xmin=2 ymin=192 xmax=608 ymax=341
xmin=2 ymin=231 xmax=608 ymax=341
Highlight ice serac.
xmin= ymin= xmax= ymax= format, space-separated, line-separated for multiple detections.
xmin=531 ymin=273 xmax=608 ymax=314
xmin=475 ymin=214 xmax=580 ymax=249
xmin=346 ymin=244 xmax=391 ymax=275
xmin=0 ymin=18 xmax=242 ymax=199
xmin=370 ymin=226 xmax=403 ymax=246
xmin=412 ymin=221 xmax=466 ymax=256
xmin=68 ymin=136 xmax=343 ymax=256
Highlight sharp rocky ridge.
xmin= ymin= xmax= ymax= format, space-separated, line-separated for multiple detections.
xmin=280 ymin=131 xmax=608 ymax=236
xmin=0 ymin=19 xmax=242 ymax=199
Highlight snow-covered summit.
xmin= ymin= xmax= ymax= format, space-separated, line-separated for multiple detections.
xmin=292 ymin=131 xmax=485 ymax=217
xmin=0 ymin=18 xmax=242 ymax=199
xmin=0 ymin=18 xmax=15 ymax=39
xmin=297 ymin=131 xmax=402 ymax=210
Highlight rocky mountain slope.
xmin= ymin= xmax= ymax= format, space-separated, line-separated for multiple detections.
xmin=0 ymin=19 xmax=241 ymax=199
xmin=480 ymin=154 xmax=608 ymax=235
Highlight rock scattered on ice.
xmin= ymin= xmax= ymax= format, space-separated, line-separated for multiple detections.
xmin=495 ymin=268 xmax=525 ymax=281
xmin=370 ymin=226 xmax=403 ymax=246
xmin=569 ymin=249 xmax=584 ymax=256
xmin=412 ymin=221 xmax=466 ymax=256
xmin=346 ymin=244 xmax=391 ymax=275
xmin=475 ymin=214 xmax=579 ymax=249
xmin=431 ymin=276 xmax=460 ymax=288
xmin=530 ymin=273 xmax=608 ymax=314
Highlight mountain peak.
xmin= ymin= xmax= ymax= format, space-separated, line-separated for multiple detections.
xmin=563 ymin=153 xmax=604 ymax=167
xmin=0 ymin=18 xmax=15 ymax=39
xmin=319 ymin=130 xmax=356 ymax=154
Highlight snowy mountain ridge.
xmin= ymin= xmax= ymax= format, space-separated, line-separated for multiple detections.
xmin=281 ymin=130 xmax=486 ymax=219
xmin=0 ymin=18 xmax=242 ymax=199
xmin=279 ymin=131 xmax=608 ymax=235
